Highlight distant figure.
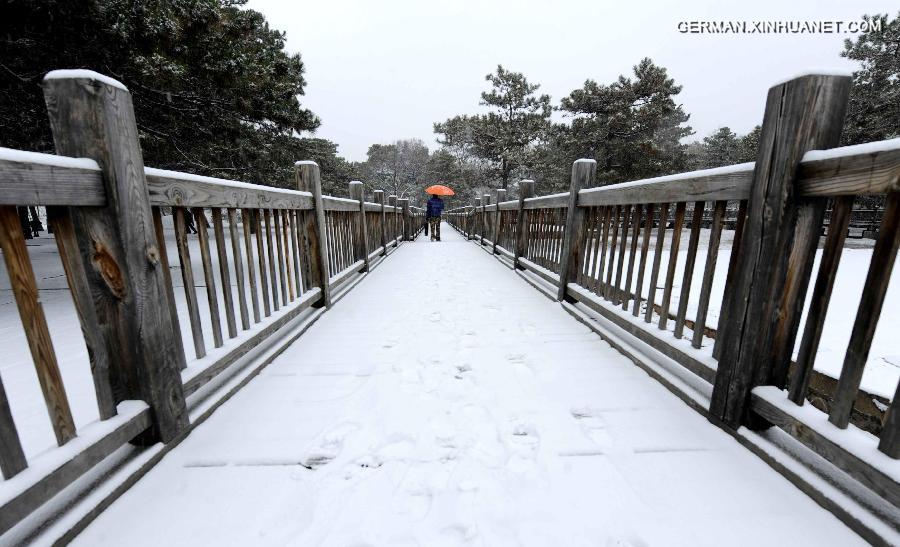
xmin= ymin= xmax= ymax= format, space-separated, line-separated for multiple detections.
xmin=426 ymin=195 xmax=444 ymax=241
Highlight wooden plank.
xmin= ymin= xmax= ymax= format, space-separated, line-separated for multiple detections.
xmin=632 ymin=203 xmax=654 ymax=317
xmin=281 ymin=210 xmax=295 ymax=301
xmin=0 ymin=205 xmax=76 ymax=446
xmin=493 ymin=189 xmax=506 ymax=254
xmin=797 ymin=143 xmax=900 ymax=197
xmin=263 ymin=209 xmax=280 ymax=311
xmin=710 ymin=74 xmax=851 ymax=429
xmin=146 ymin=169 xmax=312 ymax=210
xmin=750 ymin=388 xmax=900 ymax=506
xmin=289 ymin=210 xmax=302 ymax=295
xmin=603 ymin=205 xmax=621 ymax=300
xmin=830 ymin=192 xmax=900 ymax=429
xmin=659 ymin=202 xmax=686 ymax=331
xmin=880 ymin=381 xmax=900 ymax=458
xmin=173 ymin=208 xmax=205 ymax=358
xmin=321 ymin=195 xmax=362 ymax=212
xmin=329 ymin=259 xmax=366 ymax=289
xmin=578 ymin=207 xmax=598 ymax=286
xmin=349 ymin=182 xmax=370 ymax=272
xmin=788 ymin=197 xmax=851 ymax=404
xmin=228 ymin=209 xmax=251 ymax=330
xmin=644 ymin=203 xmax=669 ymax=323
xmin=578 ymin=163 xmax=754 ymax=207
xmin=593 ymin=206 xmax=612 ymax=295
xmin=0 ymin=156 xmax=105 ymax=206
xmin=295 ymin=162 xmax=332 ymax=307
xmin=523 ymin=192 xmax=570 ymax=210
xmin=557 ymin=162 xmax=596 ymax=300
xmin=374 ymin=191 xmax=387 ymax=255
xmin=0 ymin=370 xmax=26 ymax=478
xmin=588 ymin=207 xmax=605 ymax=289
xmin=211 ymin=209 xmax=237 ymax=338
xmin=48 ymin=206 xmax=117 ymax=415
xmin=674 ymin=202 xmax=705 ymax=339
xmin=273 ymin=210 xmax=288 ymax=306
xmin=692 ymin=201 xmax=727 ymax=349
xmin=44 ymin=72 xmax=188 ymax=442
xmin=0 ymin=404 xmax=151 ymax=536
xmin=253 ymin=209 xmax=272 ymax=317
xmin=622 ymin=204 xmax=642 ymax=311
xmin=612 ymin=204 xmax=632 ymax=304
xmin=712 ymin=200 xmax=747 ymax=360
xmin=194 ymin=208 xmax=223 ymax=347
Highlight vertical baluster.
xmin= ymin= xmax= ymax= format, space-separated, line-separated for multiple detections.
xmin=674 ymin=202 xmax=705 ymax=339
xmin=633 ymin=203 xmax=655 ymax=317
xmin=613 ymin=204 xmax=632 ymax=304
xmin=194 ymin=208 xmax=223 ymax=347
xmin=254 ymin=210 xmax=272 ymax=317
xmin=263 ymin=209 xmax=280 ymax=311
xmin=282 ymin=210 xmax=295 ymax=300
xmin=174 ymin=208 xmax=205 ymax=357
xmin=622 ymin=204 xmax=642 ymax=310
xmin=713 ymin=200 xmax=748 ymax=359
xmin=151 ymin=208 xmax=186 ymax=367
xmin=0 ymin=206 xmax=75 ymax=446
xmin=592 ymin=206 xmax=611 ymax=294
xmin=830 ymin=193 xmax=900 ymax=429
xmin=692 ymin=201 xmax=727 ymax=348
xmin=273 ymin=210 xmax=288 ymax=306
xmin=290 ymin=210 xmax=302 ymax=295
xmin=227 ymin=209 xmax=250 ymax=330
xmin=645 ymin=203 xmax=670 ymax=323
xmin=211 ymin=208 xmax=237 ymax=339
xmin=659 ymin=202 xmax=686 ymax=330
xmin=603 ymin=206 xmax=621 ymax=299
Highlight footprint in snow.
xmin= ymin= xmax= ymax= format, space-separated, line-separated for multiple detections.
xmin=570 ymin=407 xmax=613 ymax=447
xmin=301 ymin=422 xmax=360 ymax=469
xmin=429 ymin=311 xmax=442 ymax=322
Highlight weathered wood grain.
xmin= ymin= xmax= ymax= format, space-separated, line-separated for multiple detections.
xmin=295 ymin=162 xmax=332 ymax=307
xmin=674 ymin=202 xmax=704 ymax=339
xmin=0 ymin=156 xmax=105 ymax=206
xmin=0 ymin=206 xmax=76 ymax=446
xmin=797 ymin=144 xmax=900 ymax=197
xmin=632 ymin=203 xmax=654 ymax=317
xmin=578 ymin=164 xmax=754 ymax=207
xmin=44 ymin=74 xmax=188 ymax=442
xmin=523 ymin=192 xmax=570 ymax=210
xmin=194 ymin=208 xmax=224 ymax=346
xmin=253 ymin=209 xmax=272 ymax=317
xmin=557 ymin=160 xmax=596 ymax=301
xmin=228 ymin=209 xmax=251 ymax=330
xmin=174 ymin=208 xmax=205 ymax=358
xmin=830 ymin=193 xmax=900 ymax=429
xmin=692 ymin=201 xmax=726 ymax=349
xmin=0 ymin=370 xmax=26 ymax=479
xmin=710 ymin=74 xmax=851 ymax=429
xmin=644 ymin=203 xmax=669 ymax=323
xmin=211 ymin=209 xmax=237 ymax=338
xmin=146 ymin=169 xmax=312 ymax=210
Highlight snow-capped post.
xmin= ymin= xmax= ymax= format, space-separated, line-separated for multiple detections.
xmin=399 ymin=198 xmax=410 ymax=241
xmin=514 ymin=180 xmax=535 ymax=269
xmin=42 ymin=70 xmax=188 ymax=443
xmin=557 ymin=159 xmax=596 ymax=302
xmin=472 ymin=198 xmax=481 ymax=240
xmin=349 ymin=181 xmax=370 ymax=271
xmin=373 ymin=190 xmax=387 ymax=255
xmin=481 ymin=193 xmax=491 ymax=246
xmin=388 ymin=195 xmax=398 ymax=247
xmin=492 ymin=188 xmax=506 ymax=254
xmin=710 ymin=74 xmax=851 ymax=430
xmin=295 ymin=161 xmax=332 ymax=308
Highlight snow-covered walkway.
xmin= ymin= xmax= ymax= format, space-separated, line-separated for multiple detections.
xmin=75 ymin=224 xmax=863 ymax=546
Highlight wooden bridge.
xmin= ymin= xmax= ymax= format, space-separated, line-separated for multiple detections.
xmin=0 ymin=71 xmax=898 ymax=544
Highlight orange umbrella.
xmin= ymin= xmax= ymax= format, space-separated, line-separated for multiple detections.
xmin=425 ymin=184 xmax=455 ymax=196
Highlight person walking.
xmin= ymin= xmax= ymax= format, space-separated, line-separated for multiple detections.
xmin=426 ymin=194 xmax=444 ymax=241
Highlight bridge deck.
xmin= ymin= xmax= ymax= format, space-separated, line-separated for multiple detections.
xmin=75 ymin=224 xmax=862 ymax=546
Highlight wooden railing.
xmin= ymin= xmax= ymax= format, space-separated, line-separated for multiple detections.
xmin=449 ymin=73 xmax=900 ymax=543
xmin=0 ymin=70 xmax=422 ymax=541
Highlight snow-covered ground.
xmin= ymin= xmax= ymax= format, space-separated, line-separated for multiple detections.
xmin=73 ymin=225 xmax=863 ymax=546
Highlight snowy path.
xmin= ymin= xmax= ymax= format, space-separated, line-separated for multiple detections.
xmin=75 ymin=224 xmax=862 ymax=546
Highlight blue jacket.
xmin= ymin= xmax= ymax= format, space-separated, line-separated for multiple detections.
xmin=426 ymin=196 xmax=445 ymax=218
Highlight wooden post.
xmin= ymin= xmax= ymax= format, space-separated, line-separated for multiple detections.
xmin=295 ymin=161 xmax=332 ymax=308
xmin=514 ymin=180 xmax=535 ymax=269
xmin=710 ymin=74 xmax=851 ymax=429
xmin=493 ymin=188 xmax=506 ymax=254
xmin=557 ymin=160 xmax=597 ymax=301
xmin=400 ymin=198 xmax=410 ymax=241
xmin=349 ymin=181 xmax=370 ymax=271
xmin=472 ymin=198 xmax=481 ymax=241
xmin=388 ymin=195 xmax=398 ymax=247
xmin=43 ymin=70 xmax=188 ymax=442
xmin=374 ymin=190 xmax=387 ymax=255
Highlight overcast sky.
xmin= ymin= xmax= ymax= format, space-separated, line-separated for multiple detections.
xmin=246 ymin=0 xmax=896 ymax=162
